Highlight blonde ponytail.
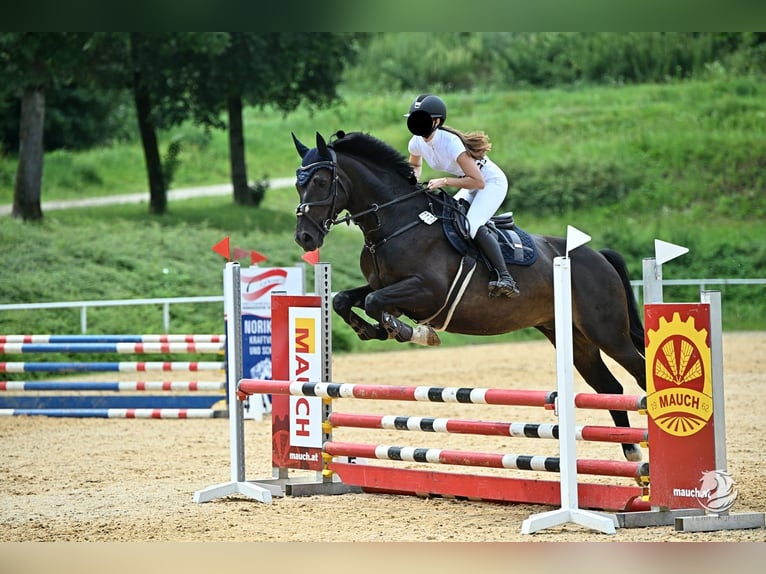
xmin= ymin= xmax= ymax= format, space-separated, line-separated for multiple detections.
xmin=441 ymin=125 xmax=492 ymax=160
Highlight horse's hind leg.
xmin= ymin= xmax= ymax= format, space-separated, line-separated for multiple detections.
xmin=538 ymin=326 xmax=642 ymax=462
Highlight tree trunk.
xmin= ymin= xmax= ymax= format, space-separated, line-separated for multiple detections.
xmin=130 ymin=35 xmax=166 ymax=215
xmin=227 ymin=94 xmax=254 ymax=205
xmin=12 ymin=87 xmax=46 ymax=221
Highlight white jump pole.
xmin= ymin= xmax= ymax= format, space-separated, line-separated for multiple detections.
xmin=193 ymin=262 xmax=282 ymax=504
xmin=522 ymin=226 xmax=618 ymax=535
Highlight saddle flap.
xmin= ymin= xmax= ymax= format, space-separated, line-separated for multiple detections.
xmin=439 ymin=192 xmax=538 ymax=267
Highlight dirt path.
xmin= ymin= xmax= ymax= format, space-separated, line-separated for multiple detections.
xmin=1 ymin=334 xmax=764 ymax=543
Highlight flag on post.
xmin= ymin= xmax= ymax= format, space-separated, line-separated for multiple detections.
xmin=250 ymin=250 xmax=268 ymax=265
xmin=212 ymin=236 xmax=231 ymax=260
xmin=301 ymin=249 xmax=320 ymax=265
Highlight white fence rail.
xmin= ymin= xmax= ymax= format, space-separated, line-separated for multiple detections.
xmin=0 ymin=296 xmax=223 ymax=334
xmin=0 ymin=278 xmax=764 ymax=334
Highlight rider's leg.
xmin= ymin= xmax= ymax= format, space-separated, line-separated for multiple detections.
xmin=458 ymin=178 xmax=520 ymax=299
xmin=473 ymin=225 xmax=520 ymax=298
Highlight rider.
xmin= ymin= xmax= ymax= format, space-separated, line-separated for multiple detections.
xmin=405 ymin=94 xmax=520 ymax=298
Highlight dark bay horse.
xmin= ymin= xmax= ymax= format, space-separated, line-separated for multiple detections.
xmin=291 ymin=130 xmax=647 ymax=461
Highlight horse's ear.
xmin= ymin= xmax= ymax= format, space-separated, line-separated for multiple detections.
xmin=292 ymin=132 xmax=309 ymax=158
xmin=316 ymin=132 xmax=329 ymax=157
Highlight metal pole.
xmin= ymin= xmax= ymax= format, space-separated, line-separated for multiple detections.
xmin=225 ymin=263 xmax=246 ymax=483
xmin=701 ymin=290 xmax=727 ymax=473
xmin=643 ymin=257 xmax=663 ymax=304
xmin=163 ymin=303 xmax=170 ymax=333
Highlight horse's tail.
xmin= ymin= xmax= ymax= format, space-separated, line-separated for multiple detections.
xmin=599 ymin=248 xmax=645 ymax=353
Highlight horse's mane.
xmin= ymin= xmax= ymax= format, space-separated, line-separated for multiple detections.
xmin=330 ymin=131 xmax=414 ymax=183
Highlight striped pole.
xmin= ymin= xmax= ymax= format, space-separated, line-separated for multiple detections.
xmin=323 ymin=441 xmax=649 ymax=480
xmin=240 ymin=380 xmax=555 ymax=407
xmin=0 ymin=361 xmax=225 ymax=373
xmin=239 ymin=379 xmax=646 ymax=412
xmin=0 ymin=381 xmax=225 ymax=392
xmin=0 ymin=342 xmax=224 ymax=354
xmin=0 ymin=408 xmax=217 ymax=418
xmin=327 ymin=412 xmax=648 ymax=444
xmin=0 ymin=335 xmax=225 ymax=344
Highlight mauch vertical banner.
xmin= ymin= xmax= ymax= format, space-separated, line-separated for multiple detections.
xmin=645 ymin=303 xmax=716 ymax=509
xmin=271 ymin=294 xmax=324 ymax=471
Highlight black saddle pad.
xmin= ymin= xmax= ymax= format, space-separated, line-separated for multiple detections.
xmin=439 ymin=192 xmax=538 ymax=267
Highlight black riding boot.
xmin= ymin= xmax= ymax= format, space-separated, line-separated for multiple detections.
xmin=474 ymin=225 xmax=520 ymax=298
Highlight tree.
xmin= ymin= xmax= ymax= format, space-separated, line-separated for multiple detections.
xmin=0 ymin=33 xmax=91 ymax=221
xmin=123 ymin=33 xmax=229 ymax=214
xmin=192 ymin=33 xmax=360 ymax=206
xmin=74 ymin=33 xmax=230 ymax=215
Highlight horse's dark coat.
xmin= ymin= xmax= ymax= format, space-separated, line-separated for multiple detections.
xmin=292 ymin=130 xmax=647 ymax=461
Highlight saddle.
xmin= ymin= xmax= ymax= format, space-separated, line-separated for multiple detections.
xmin=436 ymin=191 xmax=538 ymax=267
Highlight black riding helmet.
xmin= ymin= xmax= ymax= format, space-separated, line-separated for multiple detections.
xmin=405 ymin=94 xmax=447 ymax=137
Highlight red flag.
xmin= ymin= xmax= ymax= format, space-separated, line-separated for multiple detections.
xmin=250 ymin=250 xmax=268 ymax=265
xmin=212 ymin=236 xmax=231 ymax=260
xmin=301 ymin=249 xmax=320 ymax=265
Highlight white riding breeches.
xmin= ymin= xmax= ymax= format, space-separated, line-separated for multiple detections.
xmin=453 ymin=165 xmax=509 ymax=238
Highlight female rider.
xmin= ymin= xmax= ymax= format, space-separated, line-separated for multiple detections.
xmin=405 ymin=94 xmax=519 ymax=298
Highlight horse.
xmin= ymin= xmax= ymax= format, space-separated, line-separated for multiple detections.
xmin=291 ymin=130 xmax=647 ymax=462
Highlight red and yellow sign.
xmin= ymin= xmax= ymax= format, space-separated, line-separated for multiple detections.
xmin=271 ymin=295 xmax=325 ymax=471
xmin=645 ymin=304 xmax=717 ymax=508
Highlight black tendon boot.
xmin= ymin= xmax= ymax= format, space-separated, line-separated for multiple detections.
xmin=474 ymin=225 xmax=520 ymax=298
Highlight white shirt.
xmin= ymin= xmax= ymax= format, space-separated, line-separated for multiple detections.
xmin=408 ymin=128 xmax=467 ymax=175
xmin=408 ymin=128 xmax=508 ymax=238
xmin=407 ymin=129 xmax=502 ymax=181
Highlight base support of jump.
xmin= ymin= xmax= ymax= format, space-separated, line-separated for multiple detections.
xmin=329 ymin=461 xmax=648 ymax=511
xmin=674 ymin=511 xmax=765 ymax=532
xmin=249 ymin=474 xmax=361 ymax=497
xmin=521 ymin=507 xmax=618 ymax=535
xmin=614 ymin=508 xmax=705 ymax=528
xmin=193 ymin=480 xmax=282 ymax=504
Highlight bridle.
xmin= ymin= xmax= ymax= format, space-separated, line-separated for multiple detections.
xmin=295 ymin=152 xmax=342 ymax=240
xmin=295 ymin=149 xmax=430 ymax=249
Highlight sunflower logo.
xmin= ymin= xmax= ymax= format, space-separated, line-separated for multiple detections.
xmin=645 ymin=313 xmax=713 ymax=437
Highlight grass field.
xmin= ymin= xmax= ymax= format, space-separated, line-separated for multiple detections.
xmin=1 ymin=79 xmax=764 ymax=354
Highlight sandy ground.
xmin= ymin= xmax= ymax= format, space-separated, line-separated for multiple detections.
xmin=1 ymin=333 xmax=765 ymax=544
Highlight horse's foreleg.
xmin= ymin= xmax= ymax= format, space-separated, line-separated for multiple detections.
xmin=364 ymin=279 xmax=441 ymax=347
xmin=333 ymin=286 xmax=388 ymax=341
xmin=380 ymin=312 xmax=441 ymax=346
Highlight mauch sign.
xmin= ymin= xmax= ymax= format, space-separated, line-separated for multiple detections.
xmin=645 ymin=303 xmax=716 ymax=509
xmin=239 ymin=266 xmax=303 ymax=419
xmin=270 ymin=294 xmax=325 ymax=471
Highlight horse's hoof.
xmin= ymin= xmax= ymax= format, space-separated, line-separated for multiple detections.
xmin=411 ymin=324 xmax=441 ymax=346
xmin=623 ymin=443 xmax=643 ymax=462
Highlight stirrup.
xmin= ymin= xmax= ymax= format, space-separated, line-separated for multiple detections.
xmin=489 ymin=277 xmax=520 ymax=298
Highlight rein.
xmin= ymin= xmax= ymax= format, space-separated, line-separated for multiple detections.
xmin=338 ymin=187 xmax=431 ymax=254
